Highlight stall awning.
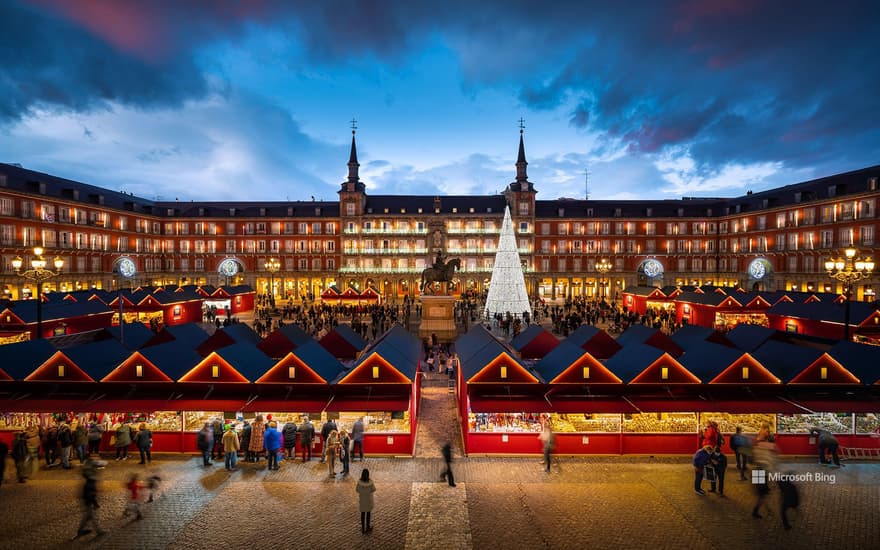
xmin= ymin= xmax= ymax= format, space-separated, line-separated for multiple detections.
xmin=548 ymin=397 xmax=637 ymax=414
xmin=241 ymin=398 xmax=328 ymax=413
xmin=627 ymin=398 xmax=806 ymax=414
xmin=468 ymin=396 xmax=553 ymax=413
xmin=324 ymin=396 xmax=410 ymax=412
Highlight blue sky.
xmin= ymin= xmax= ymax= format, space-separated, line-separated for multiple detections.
xmin=1 ymin=0 xmax=878 ymax=202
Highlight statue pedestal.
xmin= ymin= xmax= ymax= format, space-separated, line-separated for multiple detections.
xmin=418 ymin=294 xmax=457 ymax=343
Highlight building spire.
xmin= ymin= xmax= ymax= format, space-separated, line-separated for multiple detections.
xmin=347 ymin=118 xmax=360 ymax=184
xmin=515 ymin=118 xmax=529 ymax=188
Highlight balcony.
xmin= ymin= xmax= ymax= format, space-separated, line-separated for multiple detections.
xmin=343 ymin=228 xmax=428 ymax=235
xmin=446 ymin=227 xmax=500 ymax=234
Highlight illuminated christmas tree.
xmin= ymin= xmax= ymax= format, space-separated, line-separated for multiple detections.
xmin=485 ymin=205 xmax=532 ymax=319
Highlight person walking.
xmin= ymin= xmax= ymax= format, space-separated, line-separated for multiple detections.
xmin=197 ymin=423 xmax=213 ymax=466
xmin=351 ymin=417 xmax=365 ymax=461
xmin=809 ymin=427 xmax=841 ymax=468
xmin=729 ymin=426 xmax=751 ymax=481
xmin=73 ymin=458 xmax=104 ymax=539
xmin=87 ymin=422 xmax=103 ymax=457
xmin=122 ymin=473 xmax=144 ymax=521
xmin=538 ymin=423 xmax=556 ymax=473
xmin=709 ymin=447 xmax=727 ymax=496
xmin=356 ymin=468 xmax=376 ymax=534
xmin=12 ymin=432 xmax=31 ymax=483
xmin=339 ymin=428 xmax=351 ymax=475
xmin=24 ymin=424 xmax=41 ymax=465
xmin=282 ymin=421 xmax=298 ymax=460
xmin=320 ymin=418 xmax=337 ymax=463
xmin=778 ymin=476 xmax=800 ymax=530
xmin=114 ymin=420 xmax=132 ymax=461
xmin=751 ymin=437 xmax=778 ymax=519
xmin=298 ymin=416 xmax=315 ymax=462
xmin=43 ymin=422 xmax=59 ymax=466
xmin=135 ymin=423 xmax=152 ymax=465
xmin=325 ymin=428 xmax=340 ymax=476
xmin=440 ymin=441 xmax=456 ymax=487
xmin=692 ymin=445 xmax=713 ymax=496
xmin=264 ymin=421 xmax=282 ymax=471
xmin=248 ymin=415 xmax=266 ymax=463
xmin=222 ymin=425 xmax=240 ymax=471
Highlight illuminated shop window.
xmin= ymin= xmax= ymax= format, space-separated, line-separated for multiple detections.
xmin=660 ymin=367 xmax=669 ymax=380
xmin=741 ymin=367 xmax=749 ymax=380
xmin=500 ymin=366 xmax=508 ymax=379
xmin=212 ymin=365 xmax=219 ymax=378
xmin=58 ymin=364 xmax=65 ymax=377
xmin=583 ymin=367 xmax=590 ymax=379
xmin=288 ymin=366 xmax=296 ymax=379
xmin=820 ymin=367 xmax=828 ymax=380
xmin=372 ymin=366 xmax=379 ymax=379
xmin=135 ymin=365 xmax=143 ymax=378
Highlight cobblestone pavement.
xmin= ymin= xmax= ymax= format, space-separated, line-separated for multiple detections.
xmin=1 ymin=454 xmax=877 ymax=550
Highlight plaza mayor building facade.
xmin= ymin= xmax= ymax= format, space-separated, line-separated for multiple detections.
xmin=1 ymin=131 xmax=878 ymax=305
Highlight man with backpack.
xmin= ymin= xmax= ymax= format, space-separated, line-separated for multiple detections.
xmin=58 ymin=421 xmax=74 ymax=469
xmin=729 ymin=426 xmax=751 ymax=481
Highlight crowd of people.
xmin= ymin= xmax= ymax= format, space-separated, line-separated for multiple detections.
xmin=690 ymin=419 xmax=837 ymax=531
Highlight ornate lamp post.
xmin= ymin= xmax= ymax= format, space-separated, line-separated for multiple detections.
xmin=11 ymin=246 xmax=64 ymax=339
xmin=596 ymin=258 xmax=612 ymax=301
xmin=825 ymin=247 xmax=874 ymax=341
xmin=264 ymin=257 xmax=280 ymax=302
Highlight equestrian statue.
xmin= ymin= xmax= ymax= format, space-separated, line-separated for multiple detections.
xmin=420 ymin=251 xmax=460 ymax=294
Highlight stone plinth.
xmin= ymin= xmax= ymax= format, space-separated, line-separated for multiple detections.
xmin=418 ymin=294 xmax=457 ymax=343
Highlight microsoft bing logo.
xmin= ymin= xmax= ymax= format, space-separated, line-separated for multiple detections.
xmin=752 ymin=470 xmax=766 ymax=484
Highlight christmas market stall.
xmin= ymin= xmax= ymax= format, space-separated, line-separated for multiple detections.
xmin=319 ymin=323 xmax=368 ymax=360
xmin=508 ymin=324 xmax=560 ymax=360
xmin=456 ymin=325 xmax=549 ymax=456
xmin=328 ymin=325 xmax=422 ymax=456
xmin=258 ymin=324 xmax=314 ymax=359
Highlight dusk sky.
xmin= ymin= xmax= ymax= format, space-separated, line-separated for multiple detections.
xmin=1 ymin=0 xmax=878 ymax=202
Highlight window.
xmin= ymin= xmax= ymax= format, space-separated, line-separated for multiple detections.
xmin=518 ymin=222 xmax=529 ymax=233
xmin=518 ymin=202 xmax=529 ymax=216
xmin=541 ymin=223 xmax=550 ymax=235
xmin=861 ymin=226 xmax=875 ymax=245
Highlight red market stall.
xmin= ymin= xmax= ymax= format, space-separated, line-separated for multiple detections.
xmin=565 ymin=325 xmax=622 ymax=360
xmin=508 ymin=324 xmax=560 ymax=360
xmin=622 ymin=286 xmax=668 ymax=316
xmin=320 ymin=285 xmax=342 ymax=304
xmin=319 ymin=323 xmax=368 ymax=360
xmin=258 ymin=324 xmax=314 ymax=359
xmin=329 ymin=326 xmax=422 ymax=456
xmin=0 ymin=299 xmax=115 ymax=340
xmin=456 ymin=326 xmax=549 ymax=455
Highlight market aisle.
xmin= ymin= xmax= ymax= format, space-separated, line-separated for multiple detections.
xmin=404 ymin=482 xmax=472 ymax=550
xmin=413 ymin=374 xmax=462 ymax=458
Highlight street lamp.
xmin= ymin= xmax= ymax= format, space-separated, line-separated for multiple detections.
xmin=264 ymin=257 xmax=280 ymax=303
xmin=596 ymin=258 xmax=612 ymax=301
xmin=11 ymin=246 xmax=64 ymax=339
xmin=825 ymin=247 xmax=874 ymax=341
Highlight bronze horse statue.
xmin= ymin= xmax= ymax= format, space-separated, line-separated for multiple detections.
xmin=420 ymin=258 xmax=460 ymax=293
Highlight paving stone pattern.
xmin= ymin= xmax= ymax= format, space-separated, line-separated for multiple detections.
xmin=1 ymin=455 xmax=877 ymax=550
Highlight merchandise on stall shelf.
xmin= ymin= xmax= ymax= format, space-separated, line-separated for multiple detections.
xmin=855 ymin=413 xmax=880 ymax=434
xmin=184 ymin=411 xmax=223 ymax=432
xmin=698 ymin=413 xmax=776 ymax=434
xmin=777 ymin=413 xmax=854 ymax=434
xmin=622 ymin=413 xmax=699 ymax=433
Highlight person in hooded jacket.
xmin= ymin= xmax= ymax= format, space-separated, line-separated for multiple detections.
xmin=87 ymin=422 xmax=104 ymax=457
xmin=197 ymin=423 xmax=213 ymax=466
xmin=58 ymin=422 xmax=74 ymax=469
xmin=282 ymin=421 xmax=298 ymax=460
xmin=264 ymin=422 xmax=282 ymax=470
xmin=73 ymin=422 xmax=88 ymax=464
xmin=248 ymin=415 xmax=266 ymax=462
xmin=114 ymin=421 xmax=132 ymax=461
xmin=135 ymin=423 xmax=152 ymax=464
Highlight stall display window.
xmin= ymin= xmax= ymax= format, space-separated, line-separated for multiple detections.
xmin=776 ymin=413 xmax=853 ymax=434
xmin=622 ymin=413 xmax=698 ymax=433
xmin=0 ymin=412 xmax=54 ymax=431
xmin=337 ymin=411 xmax=410 ymax=433
xmin=102 ymin=411 xmax=182 ymax=431
xmin=556 ymin=413 xmax=621 ymax=433
xmin=855 ymin=413 xmax=880 ymax=435
xmin=185 ymin=411 xmax=223 ymax=431
xmin=468 ymin=412 xmax=544 ymax=433
xmin=698 ymin=413 xmax=775 ymax=434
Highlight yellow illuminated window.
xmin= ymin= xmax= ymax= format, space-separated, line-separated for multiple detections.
xmin=57 ymin=364 xmax=65 ymax=377
xmin=660 ymin=367 xmax=669 ymax=380
xmin=500 ymin=366 xmax=508 ymax=379
xmin=212 ymin=365 xmax=219 ymax=378
xmin=820 ymin=367 xmax=828 ymax=380
xmin=583 ymin=367 xmax=590 ymax=379
xmin=372 ymin=366 xmax=380 ymax=379
xmin=288 ymin=366 xmax=296 ymax=379
xmin=135 ymin=365 xmax=143 ymax=378
xmin=741 ymin=367 xmax=749 ymax=380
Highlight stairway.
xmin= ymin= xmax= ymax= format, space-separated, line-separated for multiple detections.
xmin=413 ymin=372 xmax=463 ymax=458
